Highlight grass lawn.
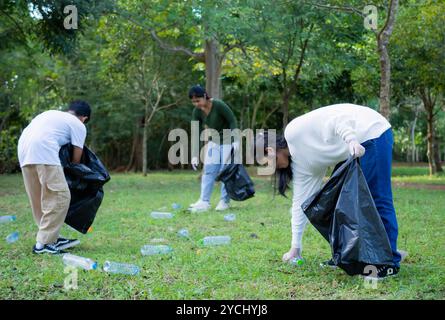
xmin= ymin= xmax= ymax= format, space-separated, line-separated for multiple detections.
xmin=0 ymin=169 xmax=444 ymax=300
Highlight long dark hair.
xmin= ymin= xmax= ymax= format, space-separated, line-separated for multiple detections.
xmin=255 ymin=131 xmax=292 ymax=197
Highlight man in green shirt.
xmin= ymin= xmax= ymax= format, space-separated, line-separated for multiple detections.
xmin=188 ymin=85 xmax=239 ymax=212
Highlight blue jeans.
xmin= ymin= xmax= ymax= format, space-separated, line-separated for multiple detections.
xmin=360 ymin=128 xmax=401 ymax=267
xmin=200 ymin=142 xmax=231 ymax=203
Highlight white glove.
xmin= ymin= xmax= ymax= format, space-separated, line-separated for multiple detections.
xmin=348 ymin=139 xmax=365 ymax=158
xmin=191 ymin=157 xmax=198 ymax=171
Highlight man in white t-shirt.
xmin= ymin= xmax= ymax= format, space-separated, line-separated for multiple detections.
xmin=17 ymin=100 xmax=91 ymax=255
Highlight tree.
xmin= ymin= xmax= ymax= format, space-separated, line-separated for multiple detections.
xmin=96 ymin=12 xmax=194 ymax=173
xmin=305 ymin=0 xmax=399 ymax=119
xmin=114 ymin=0 xmax=257 ymax=99
xmin=0 ymin=0 xmax=111 ymax=54
xmin=392 ymin=0 xmax=444 ymax=174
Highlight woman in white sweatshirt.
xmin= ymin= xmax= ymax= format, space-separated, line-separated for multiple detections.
xmin=256 ymin=103 xmax=401 ymax=279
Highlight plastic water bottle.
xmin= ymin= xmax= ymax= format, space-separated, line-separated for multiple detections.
xmin=200 ymin=236 xmax=231 ymax=247
xmin=224 ymin=214 xmax=236 ymax=221
xmin=0 ymin=215 xmax=16 ymax=224
xmin=290 ymin=257 xmax=305 ymax=266
xmin=172 ymin=203 xmax=182 ymax=210
xmin=177 ymin=229 xmax=189 ymax=238
xmin=141 ymin=245 xmax=173 ymax=256
xmin=63 ymin=254 xmax=97 ymax=270
xmin=6 ymin=231 xmax=19 ymax=243
xmin=150 ymin=211 xmax=173 ymax=219
xmin=103 ymin=261 xmax=140 ymax=275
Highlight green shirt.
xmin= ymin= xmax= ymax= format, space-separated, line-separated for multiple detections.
xmin=192 ymin=99 xmax=238 ymax=144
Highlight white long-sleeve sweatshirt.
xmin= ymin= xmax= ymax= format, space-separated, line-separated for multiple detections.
xmin=283 ymin=103 xmax=391 ymax=249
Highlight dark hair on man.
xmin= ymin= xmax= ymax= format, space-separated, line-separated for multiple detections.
xmin=255 ymin=131 xmax=292 ymax=197
xmin=188 ymin=85 xmax=210 ymax=100
xmin=68 ymin=100 xmax=91 ymax=123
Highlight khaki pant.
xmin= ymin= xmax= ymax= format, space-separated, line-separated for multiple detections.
xmin=21 ymin=165 xmax=71 ymax=244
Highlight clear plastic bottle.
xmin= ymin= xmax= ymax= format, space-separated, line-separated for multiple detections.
xmin=224 ymin=214 xmax=236 ymax=221
xmin=290 ymin=257 xmax=305 ymax=266
xmin=103 ymin=261 xmax=140 ymax=275
xmin=177 ymin=229 xmax=189 ymax=238
xmin=200 ymin=236 xmax=231 ymax=246
xmin=6 ymin=232 xmax=19 ymax=243
xmin=150 ymin=211 xmax=173 ymax=219
xmin=63 ymin=254 xmax=97 ymax=270
xmin=0 ymin=215 xmax=16 ymax=224
xmin=141 ymin=245 xmax=173 ymax=256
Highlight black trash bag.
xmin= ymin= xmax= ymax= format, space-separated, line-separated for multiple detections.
xmin=215 ymin=149 xmax=255 ymax=201
xmin=59 ymin=144 xmax=110 ymax=234
xmin=301 ymin=156 xmax=393 ymax=275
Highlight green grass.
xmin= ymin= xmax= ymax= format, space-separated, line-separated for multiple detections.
xmin=392 ymin=166 xmax=445 ymax=185
xmin=0 ymin=169 xmax=444 ymax=300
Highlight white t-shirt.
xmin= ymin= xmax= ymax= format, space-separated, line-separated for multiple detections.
xmin=18 ymin=110 xmax=87 ymax=167
xmin=283 ymin=103 xmax=391 ymax=249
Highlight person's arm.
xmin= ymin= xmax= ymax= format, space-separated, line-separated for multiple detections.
xmin=283 ymin=170 xmax=325 ymax=261
xmin=69 ymin=120 xmax=87 ymax=163
xmin=72 ymin=146 xmax=83 ymax=164
xmin=327 ymin=115 xmax=365 ymax=158
xmin=330 ymin=116 xmax=357 ymax=143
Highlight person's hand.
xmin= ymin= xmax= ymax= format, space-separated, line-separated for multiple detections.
xmin=282 ymin=248 xmax=299 ymax=262
xmin=348 ymin=139 xmax=365 ymax=158
xmin=191 ymin=157 xmax=199 ymax=171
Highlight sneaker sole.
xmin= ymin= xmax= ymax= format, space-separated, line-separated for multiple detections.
xmin=188 ymin=207 xmax=211 ymax=213
xmin=32 ymin=248 xmax=65 ymax=255
xmin=56 ymin=240 xmax=81 ymax=250
xmin=320 ymin=263 xmax=337 ymax=269
xmin=361 ymin=272 xmax=399 ymax=281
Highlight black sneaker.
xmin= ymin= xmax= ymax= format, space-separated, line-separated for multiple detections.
xmin=32 ymin=244 xmax=66 ymax=255
xmin=320 ymin=259 xmax=337 ymax=269
xmin=362 ymin=265 xmax=400 ymax=280
xmin=55 ymin=237 xmax=80 ymax=250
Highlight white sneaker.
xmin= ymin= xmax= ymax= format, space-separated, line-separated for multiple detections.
xmin=189 ymin=200 xmax=211 ymax=213
xmin=215 ymin=200 xmax=230 ymax=211
xmin=189 ymin=200 xmax=200 ymax=208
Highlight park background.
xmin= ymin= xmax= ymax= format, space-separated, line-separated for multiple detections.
xmin=0 ymin=0 xmax=444 ymax=299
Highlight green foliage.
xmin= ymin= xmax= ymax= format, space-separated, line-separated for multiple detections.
xmin=0 ymin=0 xmax=444 ymax=172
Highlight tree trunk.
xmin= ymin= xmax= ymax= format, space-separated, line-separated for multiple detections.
xmin=378 ymin=39 xmax=391 ymax=119
xmin=421 ymin=88 xmax=442 ymax=175
xmin=426 ymin=110 xmax=435 ymax=175
xmin=205 ymin=39 xmax=223 ymax=99
xmin=282 ymin=91 xmax=290 ymax=129
xmin=377 ymin=0 xmax=399 ymax=120
xmin=433 ymin=136 xmax=443 ymax=172
xmin=142 ymin=118 xmax=148 ymax=176
xmin=251 ymin=92 xmax=264 ymax=130
xmin=411 ymin=105 xmax=419 ymax=163
xmin=126 ymin=117 xmax=143 ymax=172
xmin=422 ymin=93 xmax=436 ymax=175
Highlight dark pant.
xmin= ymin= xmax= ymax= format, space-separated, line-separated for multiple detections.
xmin=360 ymin=128 xmax=401 ymax=267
